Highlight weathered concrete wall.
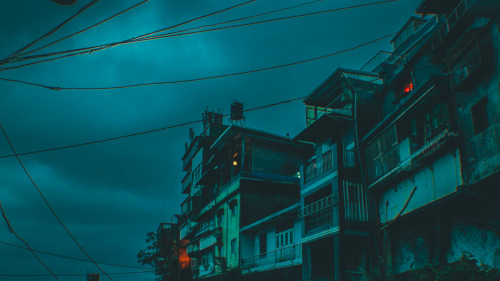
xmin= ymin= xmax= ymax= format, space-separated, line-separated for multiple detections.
xmin=454 ymin=21 xmax=500 ymax=184
xmin=378 ymin=149 xmax=462 ymax=224
xmin=447 ymin=218 xmax=500 ymax=269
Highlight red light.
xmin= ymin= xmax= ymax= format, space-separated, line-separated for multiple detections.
xmin=404 ymin=83 xmax=414 ymax=93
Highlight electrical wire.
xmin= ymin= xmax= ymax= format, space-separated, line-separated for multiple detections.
xmin=153 ymin=166 xmax=183 ymax=229
xmin=0 ymin=0 xmax=398 ymax=71
xmin=2 ymin=0 xmax=102 ymax=61
xmin=0 ymin=0 xmax=258 ymax=66
xmin=18 ymin=0 xmax=151 ymax=58
xmin=0 ymin=241 xmax=151 ymax=270
xmin=0 ymin=201 xmax=59 ymax=281
xmin=0 ymin=121 xmax=114 ymax=281
xmin=0 ymin=96 xmax=306 ymax=159
xmin=0 ymin=30 xmax=398 ymax=90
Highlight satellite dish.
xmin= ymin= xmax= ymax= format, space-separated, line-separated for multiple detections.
xmin=51 ymin=0 xmax=77 ymax=5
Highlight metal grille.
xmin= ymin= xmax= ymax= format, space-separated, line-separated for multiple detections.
xmin=431 ymin=0 xmax=470 ymax=50
xmin=304 ymin=151 xmax=334 ymax=184
xmin=343 ymin=180 xmax=369 ymax=222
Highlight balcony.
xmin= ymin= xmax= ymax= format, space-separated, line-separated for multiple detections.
xmin=360 ymin=50 xmax=407 ymax=73
xmin=342 ymin=180 xmax=369 ymax=222
xmin=304 ymin=151 xmax=336 ymax=184
xmin=367 ymin=129 xmax=459 ymax=190
xmin=449 ymin=43 xmax=489 ymax=90
xmin=431 ymin=0 xmax=472 ymax=51
xmin=300 ymin=193 xmax=339 ymax=234
xmin=343 ymin=149 xmax=356 ymax=168
xmin=241 ymin=244 xmax=302 ymax=271
xmin=181 ymin=171 xmax=192 ymax=194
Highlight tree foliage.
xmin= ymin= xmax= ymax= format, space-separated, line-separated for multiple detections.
xmin=137 ymin=231 xmax=179 ymax=281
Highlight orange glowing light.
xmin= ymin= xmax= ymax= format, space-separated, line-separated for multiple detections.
xmin=404 ymin=83 xmax=414 ymax=93
xmin=178 ymin=248 xmax=191 ymax=270
xmin=233 ymin=161 xmax=238 ymax=166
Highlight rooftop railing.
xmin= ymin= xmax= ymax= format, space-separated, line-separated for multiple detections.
xmin=431 ymin=0 xmax=471 ymax=50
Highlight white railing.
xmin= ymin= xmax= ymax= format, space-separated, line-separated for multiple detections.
xmin=431 ymin=0 xmax=470 ymax=50
xmin=241 ymin=244 xmax=301 ymax=270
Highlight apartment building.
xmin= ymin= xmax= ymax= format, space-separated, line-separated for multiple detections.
xmin=178 ymin=108 xmax=311 ymax=280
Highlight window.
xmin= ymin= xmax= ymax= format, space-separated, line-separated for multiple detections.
xmin=192 ymin=164 xmax=202 ymax=184
xmin=229 ymin=199 xmax=237 ymax=216
xmin=472 ymin=97 xmax=489 ymax=134
xmin=365 ymin=125 xmax=399 ymax=182
xmin=276 ymin=229 xmax=294 ymax=248
xmin=217 ymin=209 xmax=224 ymax=227
xmin=231 ymin=239 xmax=237 ymax=255
xmin=259 ymin=234 xmax=267 ymax=254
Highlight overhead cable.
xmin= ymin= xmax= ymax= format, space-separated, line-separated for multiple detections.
xmin=0 ymin=30 xmax=397 ymax=89
xmin=0 ymin=241 xmax=151 ymax=270
xmin=0 ymin=96 xmax=306 ymax=159
xmin=2 ymin=0 xmax=102 ymax=62
xmin=0 ymin=201 xmax=59 ymax=281
xmin=0 ymin=0 xmax=257 ymax=66
xmin=18 ymin=0 xmax=152 ymax=58
xmin=0 ymin=122 xmax=115 ymax=281
xmin=0 ymin=0 xmax=398 ymax=71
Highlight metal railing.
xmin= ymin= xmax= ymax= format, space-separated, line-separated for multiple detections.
xmin=361 ymin=50 xmax=407 ymax=72
xmin=299 ymin=194 xmax=337 ymax=218
xmin=304 ymin=208 xmax=335 ymax=233
xmin=304 ymin=151 xmax=335 ymax=184
xmin=343 ymin=149 xmax=356 ymax=168
xmin=343 ymin=180 xmax=369 ymax=222
xmin=431 ymin=0 xmax=470 ymax=50
xmin=241 ymin=244 xmax=301 ymax=270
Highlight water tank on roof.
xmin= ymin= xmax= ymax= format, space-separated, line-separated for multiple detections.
xmin=230 ymin=102 xmax=243 ymax=122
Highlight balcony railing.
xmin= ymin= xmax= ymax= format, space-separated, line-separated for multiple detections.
xmin=343 ymin=149 xmax=356 ymax=168
xmin=431 ymin=0 xmax=471 ymax=50
xmin=299 ymin=194 xmax=338 ymax=218
xmin=361 ymin=50 xmax=407 ymax=72
xmin=304 ymin=151 xmax=335 ymax=184
xmin=343 ymin=180 xmax=369 ymax=222
xmin=241 ymin=244 xmax=302 ymax=270
xmin=305 ymin=208 xmax=335 ymax=233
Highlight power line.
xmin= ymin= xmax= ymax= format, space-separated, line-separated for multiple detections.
xmin=0 ymin=96 xmax=306 ymax=159
xmin=18 ymin=0 xmax=151 ymax=58
xmin=0 ymin=0 xmax=398 ymax=72
xmin=0 ymin=241 xmax=151 ymax=270
xmin=2 ymin=0 xmax=102 ymax=62
xmin=0 ymin=121 xmax=114 ymax=281
xmin=0 ymin=201 xmax=59 ymax=281
xmin=0 ymin=0 xmax=258 ymax=67
xmin=0 ymin=30 xmax=397 ymax=90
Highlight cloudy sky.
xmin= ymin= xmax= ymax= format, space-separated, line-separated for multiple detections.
xmin=0 ymin=0 xmax=422 ymax=280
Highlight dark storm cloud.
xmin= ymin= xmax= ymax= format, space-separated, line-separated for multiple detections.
xmin=0 ymin=0 xmax=423 ymax=280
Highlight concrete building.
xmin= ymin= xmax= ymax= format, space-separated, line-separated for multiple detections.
xmin=294 ymin=68 xmax=383 ymax=281
xmin=178 ymin=109 xmax=311 ymax=280
xmin=240 ymin=203 xmax=302 ymax=281
xmin=359 ymin=0 xmax=500 ymax=279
